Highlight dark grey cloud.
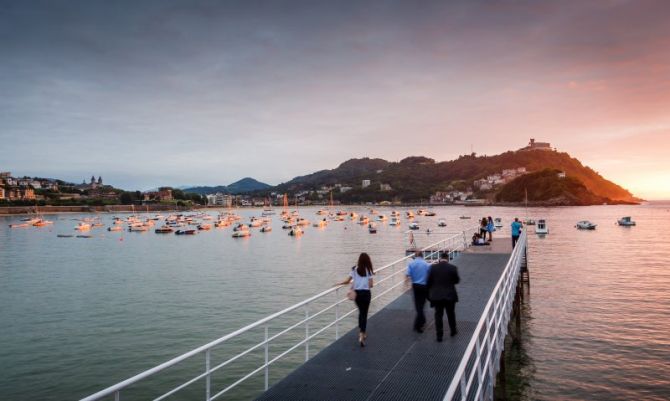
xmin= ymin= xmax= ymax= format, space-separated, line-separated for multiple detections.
xmin=1 ymin=0 xmax=669 ymax=195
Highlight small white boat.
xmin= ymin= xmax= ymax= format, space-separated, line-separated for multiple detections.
xmin=313 ymin=219 xmax=328 ymax=228
xmin=494 ymin=218 xmax=503 ymax=228
xmin=368 ymin=223 xmax=377 ymax=234
xmin=535 ymin=219 xmax=548 ymax=235
xmin=389 ymin=217 xmax=401 ymax=226
xmin=316 ymin=209 xmax=328 ymax=215
xmin=406 ymin=211 xmax=415 ymax=219
xmin=288 ymin=226 xmax=303 ymax=236
xmin=75 ymin=222 xmax=91 ymax=231
xmin=417 ymin=209 xmax=427 ymax=216
xmin=408 ymin=222 xmax=420 ymax=230
xmin=617 ymin=216 xmax=636 ymax=226
xmin=358 ymin=216 xmax=369 ymax=225
xmin=107 ymin=225 xmax=123 ymax=232
xmin=232 ymin=230 xmax=250 ymax=238
xmin=296 ymin=218 xmax=310 ymax=226
xmin=350 ymin=212 xmax=358 ymax=219
xmin=437 ymin=219 xmax=447 ymax=227
xmin=376 ymin=214 xmax=388 ymax=222
xmin=233 ymin=223 xmax=249 ymax=232
xmin=260 ymin=226 xmax=272 ymax=233
xmin=576 ymin=220 xmax=597 ymax=230
xmin=128 ymin=225 xmax=149 ymax=232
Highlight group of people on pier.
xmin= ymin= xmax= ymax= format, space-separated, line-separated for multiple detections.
xmin=338 ymin=250 xmax=460 ymax=346
xmin=339 ymin=217 xmax=523 ymax=346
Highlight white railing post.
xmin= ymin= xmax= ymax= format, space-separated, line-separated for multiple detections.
xmin=264 ymin=325 xmax=269 ymax=390
xmin=304 ymin=306 xmax=310 ymax=361
xmin=205 ymin=350 xmax=211 ymax=401
xmin=475 ymin=337 xmax=483 ymax=394
xmin=114 ymin=391 xmax=120 ymax=401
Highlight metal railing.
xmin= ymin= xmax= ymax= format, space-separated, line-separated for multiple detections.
xmin=81 ymin=229 xmax=476 ymax=401
xmin=443 ymin=230 xmax=528 ymax=401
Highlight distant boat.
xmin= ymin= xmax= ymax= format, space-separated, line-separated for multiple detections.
xmin=437 ymin=219 xmax=447 ymax=227
xmin=617 ymin=216 xmax=636 ymax=226
xmin=406 ymin=211 xmax=415 ymax=219
xmin=376 ymin=214 xmax=388 ymax=222
xmin=358 ymin=216 xmax=369 ymax=225
xmin=175 ymin=229 xmax=198 ymax=235
xmin=288 ymin=226 xmax=303 ymax=236
xmin=459 ymin=216 xmax=470 ymax=220
xmin=535 ymin=219 xmax=548 ymax=235
xmin=75 ymin=222 xmax=91 ymax=231
xmin=494 ymin=218 xmax=503 ymax=228
xmin=155 ymin=226 xmax=174 ymax=234
xmin=408 ymin=222 xmax=420 ymax=230
xmin=9 ymin=223 xmax=30 ymax=228
xmin=233 ymin=223 xmax=249 ymax=232
xmin=368 ymin=223 xmax=377 ymax=234
xmin=260 ymin=226 xmax=272 ymax=233
xmin=389 ymin=217 xmax=401 ymax=226
xmin=313 ymin=219 xmax=328 ymax=228
xmin=107 ymin=226 xmax=123 ymax=232
xmin=232 ymin=229 xmax=250 ymax=238
xmin=576 ymin=220 xmax=597 ymax=230
xmin=57 ymin=234 xmax=74 ymax=238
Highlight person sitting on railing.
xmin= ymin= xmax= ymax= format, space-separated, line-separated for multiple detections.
xmin=336 ymin=253 xmax=375 ymax=347
xmin=427 ymin=251 xmax=460 ymax=342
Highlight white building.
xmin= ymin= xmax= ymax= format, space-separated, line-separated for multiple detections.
xmin=362 ymin=180 xmax=371 ymax=188
xmin=380 ymin=183 xmax=392 ymax=191
xmin=340 ymin=186 xmax=352 ymax=193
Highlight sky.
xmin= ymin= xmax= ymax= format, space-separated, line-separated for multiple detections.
xmin=1 ymin=0 xmax=669 ymax=199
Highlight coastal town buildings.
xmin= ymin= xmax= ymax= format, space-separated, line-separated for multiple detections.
xmin=380 ymin=183 xmax=392 ymax=191
xmin=0 ymin=185 xmax=5 ymax=200
xmin=361 ymin=179 xmax=371 ymax=188
xmin=206 ymin=193 xmax=233 ymax=207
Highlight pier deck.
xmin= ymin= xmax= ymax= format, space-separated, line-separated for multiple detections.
xmin=257 ymin=239 xmax=513 ymax=401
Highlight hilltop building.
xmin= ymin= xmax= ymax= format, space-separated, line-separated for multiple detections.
xmin=362 ymin=179 xmax=371 ymax=188
xmin=520 ymin=138 xmax=552 ymax=151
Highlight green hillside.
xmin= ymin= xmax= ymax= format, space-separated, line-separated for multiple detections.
xmin=495 ymin=169 xmax=609 ymax=205
xmin=267 ymin=149 xmax=638 ymax=205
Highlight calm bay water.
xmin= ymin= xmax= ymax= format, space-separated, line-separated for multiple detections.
xmin=1 ymin=204 xmax=669 ymax=400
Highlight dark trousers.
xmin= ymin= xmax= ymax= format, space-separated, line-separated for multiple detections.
xmin=412 ymin=284 xmax=428 ymax=330
xmin=355 ymin=290 xmax=371 ymax=333
xmin=512 ymin=235 xmax=520 ymax=248
xmin=433 ymin=300 xmax=457 ymax=338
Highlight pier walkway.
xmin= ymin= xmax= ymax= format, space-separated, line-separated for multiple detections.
xmin=80 ymin=231 xmax=527 ymax=401
xmin=257 ymin=240 xmax=516 ymax=401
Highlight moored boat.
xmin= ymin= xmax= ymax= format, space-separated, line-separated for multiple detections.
xmin=175 ymin=229 xmax=198 ymax=235
xmin=288 ymin=226 xmax=303 ymax=236
xmin=617 ymin=216 xmax=636 ymax=226
xmin=437 ymin=219 xmax=447 ymax=227
xmin=535 ymin=219 xmax=548 ymax=235
xmin=408 ymin=222 xmax=420 ymax=230
xmin=260 ymin=226 xmax=272 ymax=233
xmin=368 ymin=223 xmax=377 ymax=234
xmin=155 ymin=226 xmax=174 ymax=234
xmin=576 ymin=220 xmax=596 ymax=230
xmin=232 ymin=230 xmax=250 ymax=238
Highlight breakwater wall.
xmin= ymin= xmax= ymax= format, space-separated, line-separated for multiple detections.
xmin=0 ymin=204 xmax=188 ymax=215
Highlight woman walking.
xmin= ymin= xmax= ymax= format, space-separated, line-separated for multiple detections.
xmin=486 ymin=216 xmax=495 ymax=241
xmin=338 ymin=253 xmax=374 ymax=347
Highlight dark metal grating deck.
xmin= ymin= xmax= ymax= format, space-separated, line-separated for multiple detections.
xmin=257 ymin=244 xmax=513 ymax=401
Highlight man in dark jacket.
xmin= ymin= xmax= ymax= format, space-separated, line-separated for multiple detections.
xmin=427 ymin=252 xmax=460 ymax=342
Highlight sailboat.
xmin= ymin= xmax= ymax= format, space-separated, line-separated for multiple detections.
xmin=524 ymin=188 xmax=535 ymax=225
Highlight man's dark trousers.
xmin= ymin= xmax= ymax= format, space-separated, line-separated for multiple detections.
xmin=433 ymin=300 xmax=457 ymax=339
xmin=512 ymin=235 xmax=519 ymax=248
xmin=412 ymin=283 xmax=428 ymax=331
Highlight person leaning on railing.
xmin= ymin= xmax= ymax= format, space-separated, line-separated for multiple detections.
xmin=337 ymin=253 xmax=375 ymax=347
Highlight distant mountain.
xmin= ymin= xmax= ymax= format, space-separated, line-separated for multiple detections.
xmin=267 ymin=150 xmax=638 ymax=205
xmin=183 ymin=177 xmax=271 ymax=195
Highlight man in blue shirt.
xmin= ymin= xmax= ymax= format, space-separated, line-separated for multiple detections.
xmin=406 ymin=251 xmax=431 ymax=332
xmin=511 ymin=218 xmax=523 ymax=248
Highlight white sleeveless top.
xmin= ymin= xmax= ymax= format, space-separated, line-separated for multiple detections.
xmin=350 ymin=268 xmax=372 ymax=290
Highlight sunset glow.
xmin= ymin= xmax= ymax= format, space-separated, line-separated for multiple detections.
xmin=1 ymin=0 xmax=669 ymax=198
